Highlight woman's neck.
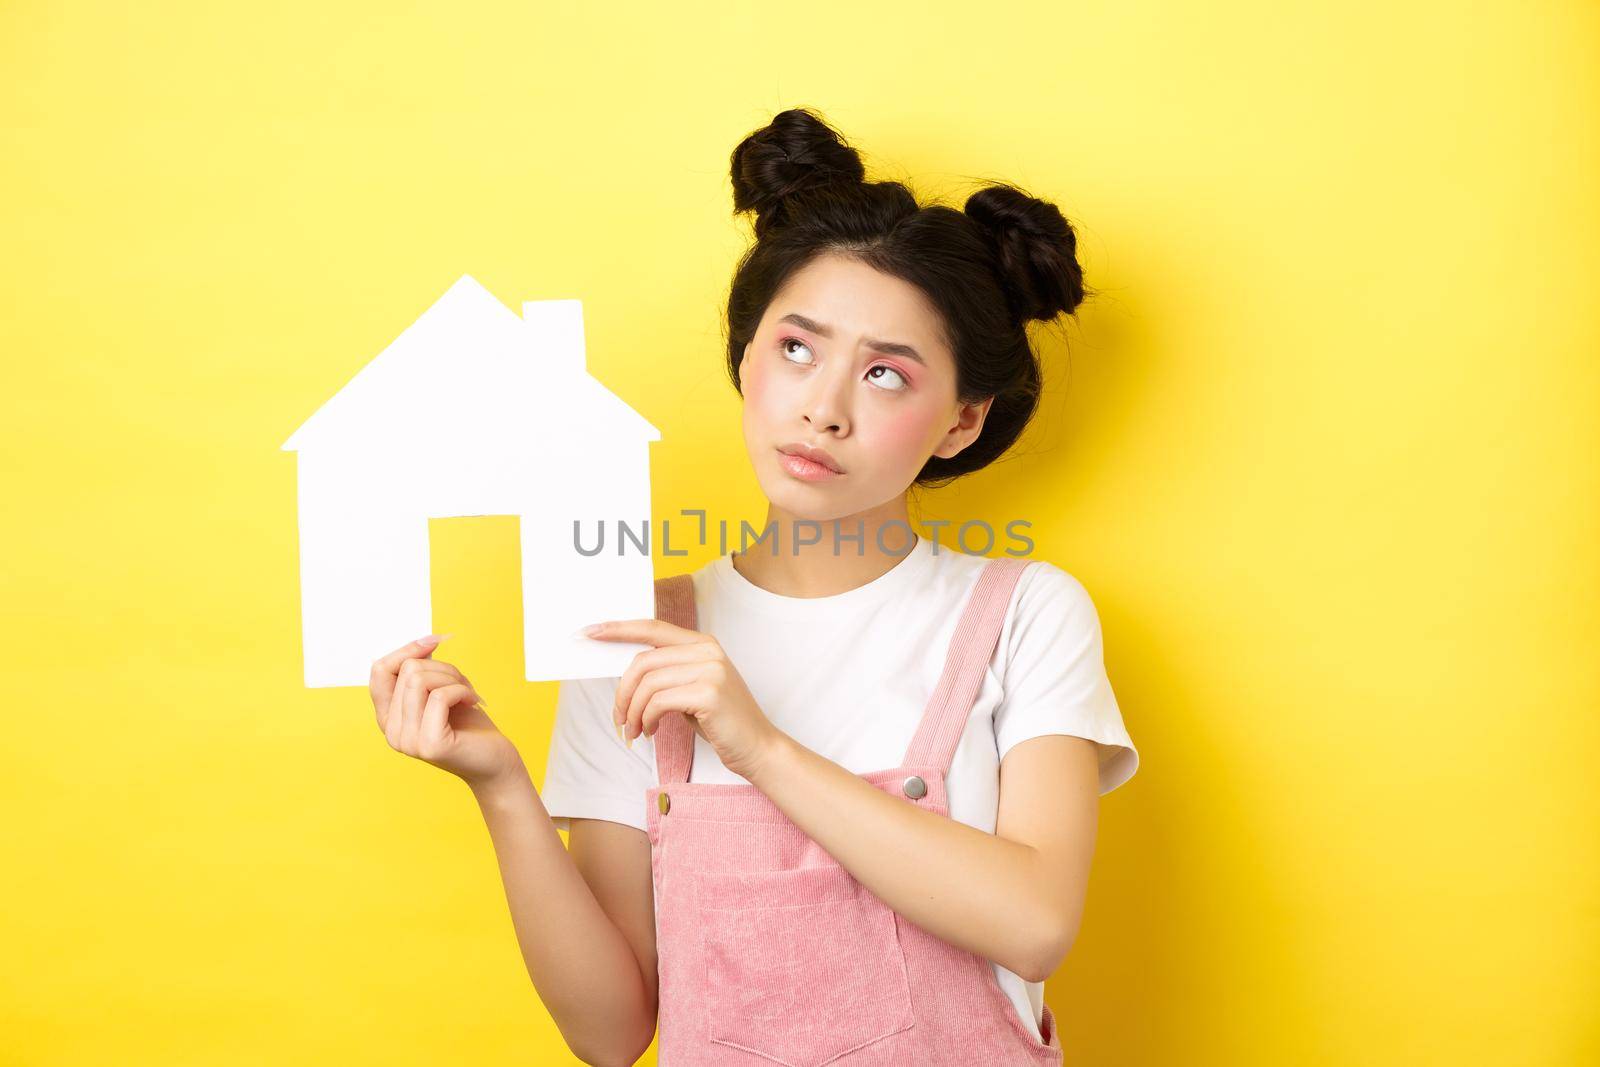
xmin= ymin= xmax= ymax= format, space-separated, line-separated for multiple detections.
xmin=729 ymin=499 xmax=922 ymax=599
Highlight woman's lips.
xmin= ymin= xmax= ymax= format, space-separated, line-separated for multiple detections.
xmin=777 ymin=448 xmax=844 ymax=482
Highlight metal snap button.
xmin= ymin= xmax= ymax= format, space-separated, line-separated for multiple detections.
xmin=901 ymin=775 xmax=927 ymax=799
xmin=658 ymin=792 xmax=671 ymax=814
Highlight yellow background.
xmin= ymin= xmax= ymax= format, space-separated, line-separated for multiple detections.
xmin=3 ymin=2 xmax=1596 ymax=1064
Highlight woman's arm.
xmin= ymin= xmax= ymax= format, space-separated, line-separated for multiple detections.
xmin=471 ymin=762 xmax=658 ymax=1067
xmin=743 ymin=732 xmax=1100 ymax=983
xmin=592 ymin=612 xmax=1104 ymax=983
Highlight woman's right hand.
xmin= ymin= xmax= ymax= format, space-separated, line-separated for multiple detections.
xmin=369 ymin=635 xmax=524 ymax=791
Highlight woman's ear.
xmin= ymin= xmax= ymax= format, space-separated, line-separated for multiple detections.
xmin=933 ymin=396 xmax=994 ymax=459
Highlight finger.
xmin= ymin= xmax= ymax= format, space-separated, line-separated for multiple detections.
xmin=398 ymin=665 xmax=478 ymax=726
xmin=640 ymin=681 xmax=714 ymax=741
xmin=583 ymin=619 xmax=706 ymax=648
xmin=399 ymin=668 xmax=435 ymax=753
xmin=399 ymin=663 xmax=469 ymax=692
xmin=387 ymin=662 xmax=415 ymax=751
xmin=613 ymin=642 xmax=717 ymax=729
xmin=402 ymin=665 xmax=470 ymax=689
xmin=402 ymin=669 xmax=483 ymax=753
xmin=386 ymin=658 xmax=412 ymax=745
xmin=370 ymin=635 xmax=444 ymax=713
xmin=380 ymin=659 xmax=464 ymax=735
xmin=623 ymin=663 xmax=703 ymax=744
xmin=387 ymin=657 xmax=436 ymax=748
xmin=387 ymin=656 xmax=461 ymax=742
xmin=418 ymin=682 xmax=477 ymax=758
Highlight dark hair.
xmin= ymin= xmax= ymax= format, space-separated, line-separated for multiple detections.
xmin=724 ymin=107 xmax=1093 ymax=487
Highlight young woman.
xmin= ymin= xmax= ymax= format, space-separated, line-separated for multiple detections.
xmin=368 ymin=107 xmax=1138 ymax=1066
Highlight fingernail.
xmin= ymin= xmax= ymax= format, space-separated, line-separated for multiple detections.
xmin=614 ymin=721 xmax=624 ymax=741
xmin=625 ymin=728 xmax=634 ymax=750
xmin=576 ymin=624 xmax=604 ymax=637
xmin=419 ymin=632 xmax=452 ymax=645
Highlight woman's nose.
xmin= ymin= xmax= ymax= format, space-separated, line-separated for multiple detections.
xmin=802 ymin=367 xmax=851 ymax=434
xmin=803 ymin=394 xmax=848 ymax=434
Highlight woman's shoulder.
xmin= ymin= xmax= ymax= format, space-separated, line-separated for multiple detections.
xmin=931 ymin=547 xmax=1098 ymax=615
xmin=1013 ymin=556 xmax=1096 ymax=608
xmin=995 ymin=555 xmax=1106 ymax=654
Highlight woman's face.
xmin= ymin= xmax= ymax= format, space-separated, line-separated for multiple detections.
xmin=740 ymin=253 xmax=991 ymax=523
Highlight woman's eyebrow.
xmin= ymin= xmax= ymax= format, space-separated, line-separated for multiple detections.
xmin=777 ymin=312 xmax=926 ymax=366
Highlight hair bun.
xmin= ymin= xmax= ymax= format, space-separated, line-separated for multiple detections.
xmin=963 ymin=183 xmax=1087 ymax=322
xmin=731 ymin=108 xmax=866 ymax=238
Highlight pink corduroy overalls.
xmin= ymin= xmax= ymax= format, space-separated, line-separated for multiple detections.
xmin=645 ymin=556 xmax=1064 ymax=1066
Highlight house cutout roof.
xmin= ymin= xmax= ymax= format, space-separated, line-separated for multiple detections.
xmin=281 ymin=273 xmax=659 ymax=454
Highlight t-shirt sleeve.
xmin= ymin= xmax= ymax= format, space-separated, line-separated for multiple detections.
xmin=993 ymin=562 xmax=1140 ymax=795
xmin=539 ymin=675 xmax=657 ymax=833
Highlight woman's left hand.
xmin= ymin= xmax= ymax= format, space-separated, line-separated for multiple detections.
xmin=583 ymin=619 xmax=785 ymax=780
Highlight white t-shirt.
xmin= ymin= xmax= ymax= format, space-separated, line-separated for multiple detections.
xmin=540 ymin=533 xmax=1139 ymax=1039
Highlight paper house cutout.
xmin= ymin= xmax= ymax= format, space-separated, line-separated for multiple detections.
xmin=282 ymin=274 xmax=661 ymax=688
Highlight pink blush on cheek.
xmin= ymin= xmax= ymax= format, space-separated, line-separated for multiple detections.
xmin=741 ymin=347 xmax=770 ymax=401
xmin=871 ymin=407 xmax=941 ymax=466
xmin=744 ymin=354 xmax=799 ymax=428
xmin=742 ymin=367 xmax=776 ymax=426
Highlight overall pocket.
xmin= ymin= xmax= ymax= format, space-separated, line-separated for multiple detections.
xmin=694 ymin=863 xmax=915 ymax=1066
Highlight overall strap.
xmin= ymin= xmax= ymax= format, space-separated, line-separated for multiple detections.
xmin=651 ymin=573 xmax=698 ymax=786
xmin=901 ymin=557 xmax=1032 ymax=774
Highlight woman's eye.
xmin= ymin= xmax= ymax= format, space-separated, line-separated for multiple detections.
xmin=867 ymin=364 xmax=909 ymax=392
xmin=780 ymin=338 xmax=908 ymax=392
